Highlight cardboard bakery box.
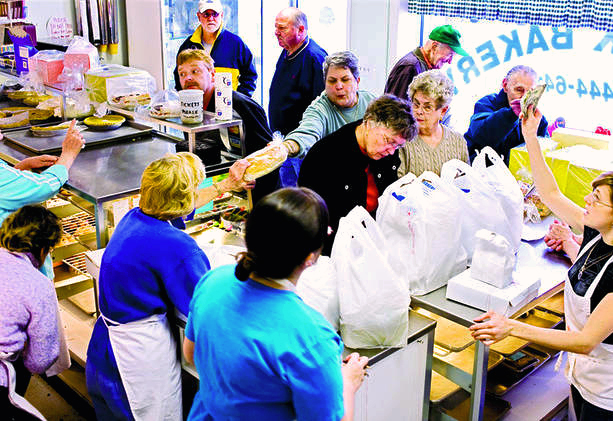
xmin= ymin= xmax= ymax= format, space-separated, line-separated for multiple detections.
xmin=446 ymin=268 xmax=541 ymax=317
xmin=29 ymin=50 xmax=64 ymax=84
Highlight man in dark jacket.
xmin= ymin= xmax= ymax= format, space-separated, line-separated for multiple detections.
xmin=464 ymin=65 xmax=548 ymax=163
xmin=177 ymin=49 xmax=277 ymax=202
xmin=269 ymin=7 xmax=327 ymax=136
xmin=174 ymin=0 xmax=257 ymax=97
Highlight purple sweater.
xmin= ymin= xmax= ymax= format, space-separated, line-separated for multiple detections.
xmin=0 ymin=248 xmax=59 ymax=386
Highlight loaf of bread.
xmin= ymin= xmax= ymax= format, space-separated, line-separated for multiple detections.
xmin=243 ymin=143 xmax=288 ymax=181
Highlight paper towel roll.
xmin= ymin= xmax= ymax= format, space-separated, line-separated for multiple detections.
xmin=215 ymin=72 xmax=233 ymax=121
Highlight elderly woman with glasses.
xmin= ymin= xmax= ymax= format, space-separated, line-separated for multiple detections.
xmin=299 ymin=94 xmax=417 ymax=254
xmin=86 ymin=152 xmax=211 ymax=421
xmin=470 ymin=105 xmax=613 ymax=421
xmin=398 ymin=69 xmax=468 ymax=177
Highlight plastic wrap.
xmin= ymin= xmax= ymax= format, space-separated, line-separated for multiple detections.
xmin=148 ymin=89 xmax=181 ymax=119
xmin=84 ymin=64 xmax=155 ymax=107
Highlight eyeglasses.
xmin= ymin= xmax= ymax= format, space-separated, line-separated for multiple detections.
xmin=410 ymin=99 xmax=437 ymax=113
xmin=381 ymin=133 xmax=404 ymax=151
xmin=587 ymin=190 xmax=613 ymax=208
xmin=200 ymin=10 xmax=219 ymax=18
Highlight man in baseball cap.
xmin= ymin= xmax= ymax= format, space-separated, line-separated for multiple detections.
xmin=385 ymin=24 xmax=468 ymax=107
xmin=173 ymin=0 xmax=258 ymax=97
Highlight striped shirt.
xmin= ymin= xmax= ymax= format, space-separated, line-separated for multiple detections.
xmin=398 ymin=125 xmax=469 ymax=177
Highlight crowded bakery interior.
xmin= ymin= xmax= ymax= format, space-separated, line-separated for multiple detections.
xmin=1 ymin=0 xmax=613 ymax=420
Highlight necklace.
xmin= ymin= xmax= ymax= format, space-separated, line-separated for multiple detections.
xmin=578 ymin=242 xmax=613 ymax=280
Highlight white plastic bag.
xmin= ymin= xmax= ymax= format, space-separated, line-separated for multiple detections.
xmin=295 ymin=256 xmax=339 ymax=331
xmin=472 ymin=147 xmax=524 ymax=252
xmin=377 ymin=172 xmax=467 ymax=295
xmin=470 ymin=229 xmax=517 ymax=289
xmin=332 ymin=206 xmax=409 ymax=348
xmin=441 ymin=159 xmax=507 ymax=261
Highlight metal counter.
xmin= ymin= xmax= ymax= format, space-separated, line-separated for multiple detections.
xmin=411 ymin=230 xmax=571 ymax=421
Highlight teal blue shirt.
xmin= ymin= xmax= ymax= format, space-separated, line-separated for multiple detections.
xmin=286 ymin=90 xmax=376 ymax=158
xmin=186 ymin=264 xmax=344 ymax=421
xmin=0 ymin=160 xmax=68 ymax=278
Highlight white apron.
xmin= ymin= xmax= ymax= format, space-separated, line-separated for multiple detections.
xmin=0 ymin=351 xmax=46 ymax=420
xmin=101 ymin=312 xmax=182 ymax=421
xmin=563 ymin=233 xmax=613 ymax=411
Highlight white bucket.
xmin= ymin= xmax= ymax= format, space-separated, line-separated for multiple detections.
xmin=178 ymin=89 xmax=203 ymax=124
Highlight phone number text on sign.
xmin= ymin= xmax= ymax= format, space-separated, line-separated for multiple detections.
xmin=538 ymin=74 xmax=613 ymax=102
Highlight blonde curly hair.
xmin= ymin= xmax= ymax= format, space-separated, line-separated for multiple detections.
xmin=139 ymin=152 xmax=206 ymax=220
xmin=408 ymin=69 xmax=455 ymax=110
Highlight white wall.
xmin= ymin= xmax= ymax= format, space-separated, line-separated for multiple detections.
xmin=27 ymin=0 xmax=128 ymax=65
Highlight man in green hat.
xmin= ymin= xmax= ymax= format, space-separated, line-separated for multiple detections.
xmin=385 ymin=24 xmax=468 ymax=102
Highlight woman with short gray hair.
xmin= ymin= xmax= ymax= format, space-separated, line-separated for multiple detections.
xmin=399 ymin=69 xmax=469 ymax=177
xmin=280 ymin=51 xmax=377 ymax=186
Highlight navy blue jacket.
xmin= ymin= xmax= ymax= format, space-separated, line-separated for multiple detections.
xmin=174 ymin=26 xmax=257 ymax=97
xmin=464 ymin=89 xmax=548 ymax=162
xmin=268 ymin=37 xmax=327 ymax=135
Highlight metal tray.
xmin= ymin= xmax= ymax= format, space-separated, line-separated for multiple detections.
xmin=415 ymin=308 xmax=475 ymax=352
xmin=537 ymin=290 xmax=565 ymax=316
xmin=3 ymin=119 xmax=153 ymax=154
xmin=486 ymin=346 xmax=552 ymax=396
xmin=430 ymin=344 xmax=504 ymax=403
xmin=432 ymin=388 xmax=511 ymax=421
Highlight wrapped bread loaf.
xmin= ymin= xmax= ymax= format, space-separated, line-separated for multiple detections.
xmin=243 ymin=142 xmax=288 ymax=182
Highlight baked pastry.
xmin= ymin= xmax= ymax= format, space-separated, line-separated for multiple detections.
xmin=110 ymin=92 xmax=151 ymax=110
xmin=243 ymin=143 xmax=288 ymax=181
xmin=149 ymin=102 xmax=180 ymax=119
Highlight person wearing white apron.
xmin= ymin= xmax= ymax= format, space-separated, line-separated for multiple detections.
xmin=85 ymin=153 xmax=212 ymax=420
xmin=469 ymin=104 xmax=613 ymax=420
xmin=0 ymin=206 xmax=68 ymax=421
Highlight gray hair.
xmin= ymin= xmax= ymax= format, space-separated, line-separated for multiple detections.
xmin=323 ymin=51 xmax=360 ymax=80
xmin=363 ymin=94 xmax=417 ymax=141
xmin=505 ymin=65 xmax=537 ymax=80
xmin=286 ymin=7 xmax=308 ymax=30
xmin=408 ymin=69 xmax=455 ymax=109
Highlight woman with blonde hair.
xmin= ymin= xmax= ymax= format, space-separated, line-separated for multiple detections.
xmin=0 ymin=205 xmax=63 ymax=420
xmin=399 ymin=69 xmax=468 ymax=177
xmin=86 ymin=152 xmax=212 ymax=420
xmin=470 ymin=105 xmax=613 ymax=420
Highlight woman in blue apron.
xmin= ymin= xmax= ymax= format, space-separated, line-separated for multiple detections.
xmin=0 ymin=205 xmax=64 ymax=421
xmin=85 ymin=152 xmax=211 ymax=421
xmin=183 ymin=187 xmax=369 ymax=420
xmin=470 ymin=105 xmax=613 ymax=420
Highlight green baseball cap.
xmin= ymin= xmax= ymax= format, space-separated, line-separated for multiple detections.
xmin=429 ymin=25 xmax=469 ymax=56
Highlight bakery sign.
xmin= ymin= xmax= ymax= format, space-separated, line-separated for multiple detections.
xmin=445 ymin=24 xmax=613 ymax=131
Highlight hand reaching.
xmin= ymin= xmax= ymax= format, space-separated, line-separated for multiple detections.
xmin=544 ymin=220 xmax=572 ymax=252
xmin=224 ymin=159 xmax=256 ymax=191
xmin=14 ymin=155 xmax=59 ymax=171
xmin=520 ymin=104 xmax=543 ymax=141
xmin=342 ymin=352 xmax=369 ymax=394
xmin=469 ymin=311 xmax=512 ymax=346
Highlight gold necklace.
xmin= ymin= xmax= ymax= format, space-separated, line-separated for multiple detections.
xmin=578 ymin=243 xmax=613 ymax=280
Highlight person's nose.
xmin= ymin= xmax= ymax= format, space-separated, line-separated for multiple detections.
xmin=335 ymin=82 xmax=344 ymax=90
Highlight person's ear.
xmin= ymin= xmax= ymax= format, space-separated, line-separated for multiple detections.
xmin=502 ymin=78 xmax=509 ymax=92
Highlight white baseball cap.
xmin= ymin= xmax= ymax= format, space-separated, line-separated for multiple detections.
xmin=198 ymin=0 xmax=223 ymax=14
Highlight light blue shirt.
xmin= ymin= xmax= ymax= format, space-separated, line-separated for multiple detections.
xmin=186 ymin=264 xmax=344 ymax=421
xmin=286 ymin=90 xmax=376 ymax=158
xmin=0 ymin=159 xmax=68 ymax=278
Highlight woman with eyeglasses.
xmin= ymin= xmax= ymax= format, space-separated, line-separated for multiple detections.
xmin=298 ymin=94 xmax=417 ymax=254
xmin=398 ymin=69 xmax=469 ymax=177
xmin=470 ymin=105 xmax=613 ymax=421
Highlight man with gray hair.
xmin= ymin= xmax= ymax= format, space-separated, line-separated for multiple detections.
xmin=269 ymin=7 xmax=327 ymax=137
xmin=464 ymin=65 xmax=549 ymax=162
